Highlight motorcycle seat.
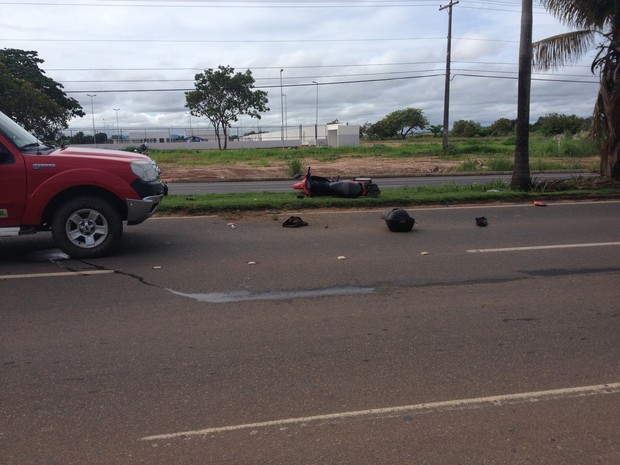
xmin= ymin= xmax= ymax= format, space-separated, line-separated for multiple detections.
xmin=330 ymin=181 xmax=363 ymax=198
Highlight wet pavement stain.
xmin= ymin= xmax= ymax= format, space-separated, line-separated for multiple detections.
xmin=166 ymin=286 xmax=375 ymax=303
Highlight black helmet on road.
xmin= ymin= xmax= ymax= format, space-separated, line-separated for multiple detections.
xmin=382 ymin=208 xmax=415 ymax=232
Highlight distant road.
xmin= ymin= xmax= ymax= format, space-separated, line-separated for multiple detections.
xmin=167 ymin=172 xmax=596 ymax=195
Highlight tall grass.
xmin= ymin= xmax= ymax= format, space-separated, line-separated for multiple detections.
xmin=147 ymin=134 xmax=599 ymax=172
xmin=532 ymin=137 xmax=597 ymax=158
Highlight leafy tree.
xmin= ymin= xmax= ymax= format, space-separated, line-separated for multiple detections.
xmin=69 ymin=131 xmax=90 ymax=144
xmin=533 ymin=0 xmax=620 ymax=179
xmin=489 ymin=118 xmax=516 ymax=136
xmin=366 ymin=118 xmax=392 ymax=140
xmin=532 ymin=113 xmax=590 ymax=135
xmin=451 ymin=120 xmax=483 ymax=137
xmin=95 ymin=132 xmax=108 ymax=144
xmin=359 ymin=122 xmax=372 ymax=139
xmin=0 ymin=49 xmax=84 ymax=141
xmin=185 ymin=65 xmax=269 ymax=150
xmin=367 ymin=108 xmax=428 ymax=139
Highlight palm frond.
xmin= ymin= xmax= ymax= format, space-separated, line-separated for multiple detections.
xmin=532 ymin=30 xmax=599 ymax=70
xmin=540 ymin=0 xmax=616 ymax=29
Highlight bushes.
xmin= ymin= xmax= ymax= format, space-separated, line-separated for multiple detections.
xmin=451 ymin=120 xmax=483 ymax=137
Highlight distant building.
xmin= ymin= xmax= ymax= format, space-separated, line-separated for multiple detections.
xmin=242 ymin=123 xmax=359 ymax=147
xmin=67 ymin=123 xmax=359 ymax=149
xmin=125 ymin=127 xmax=216 ymax=144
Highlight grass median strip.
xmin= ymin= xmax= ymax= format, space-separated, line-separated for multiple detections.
xmin=158 ymin=183 xmax=620 ymax=215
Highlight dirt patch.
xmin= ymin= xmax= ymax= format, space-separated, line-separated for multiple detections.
xmin=160 ymin=157 xmax=460 ymax=182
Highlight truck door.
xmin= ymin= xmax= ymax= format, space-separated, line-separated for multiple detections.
xmin=0 ymin=140 xmax=27 ymax=227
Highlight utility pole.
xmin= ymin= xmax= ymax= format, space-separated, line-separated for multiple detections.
xmin=439 ymin=0 xmax=458 ymax=152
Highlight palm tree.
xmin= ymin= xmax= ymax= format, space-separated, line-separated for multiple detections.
xmin=533 ymin=0 xmax=619 ymax=180
xmin=511 ymin=0 xmax=533 ymax=190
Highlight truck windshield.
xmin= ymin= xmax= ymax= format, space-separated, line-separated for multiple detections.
xmin=0 ymin=111 xmax=42 ymax=150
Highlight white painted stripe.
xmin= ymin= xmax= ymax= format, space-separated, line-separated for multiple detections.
xmin=467 ymin=241 xmax=620 ymax=254
xmin=0 ymin=270 xmax=115 ymax=280
xmin=140 ymin=382 xmax=620 ymax=441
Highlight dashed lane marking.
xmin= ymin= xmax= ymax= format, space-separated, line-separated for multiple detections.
xmin=0 ymin=270 xmax=115 ymax=280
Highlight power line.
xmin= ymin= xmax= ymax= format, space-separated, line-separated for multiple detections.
xmin=0 ymin=0 xmax=551 ymax=13
xmin=44 ymin=61 xmax=592 ymax=73
xmin=61 ymin=72 xmax=598 ymax=94
xmin=0 ymin=36 xmax=519 ymax=45
xmin=0 ymin=1 xmax=443 ymax=7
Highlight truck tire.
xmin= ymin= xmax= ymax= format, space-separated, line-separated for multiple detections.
xmin=51 ymin=196 xmax=123 ymax=259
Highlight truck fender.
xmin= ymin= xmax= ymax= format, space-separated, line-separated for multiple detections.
xmin=22 ymin=168 xmax=137 ymax=225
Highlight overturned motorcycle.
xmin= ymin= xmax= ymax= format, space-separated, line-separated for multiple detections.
xmin=293 ymin=167 xmax=380 ymax=198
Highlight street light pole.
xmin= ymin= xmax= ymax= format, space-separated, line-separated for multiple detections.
xmin=312 ymin=81 xmax=319 ymax=146
xmin=87 ymin=94 xmax=97 ymax=145
xmin=283 ymin=94 xmax=288 ymax=135
xmin=113 ymin=108 xmax=120 ymax=143
xmin=280 ymin=69 xmax=284 ymax=149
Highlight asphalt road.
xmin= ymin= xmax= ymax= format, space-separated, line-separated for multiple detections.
xmin=1 ymin=200 xmax=619 ymax=464
xmin=167 ymin=172 xmax=596 ymax=194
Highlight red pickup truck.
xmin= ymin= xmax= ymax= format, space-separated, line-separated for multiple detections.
xmin=0 ymin=111 xmax=167 ymax=258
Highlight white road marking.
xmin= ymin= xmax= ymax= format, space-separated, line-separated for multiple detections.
xmin=140 ymin=382 xmax=620 ymax=441
xmin=467 ymin=241 xmax=620 ymax=254
xmin=0 ymin=270 xmax=115 ymax=280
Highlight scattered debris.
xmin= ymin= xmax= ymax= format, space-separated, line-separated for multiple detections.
xmin=152 ymin=266 xmax=162 ymax=270
xmin=420 ymin=252 xmax=430 ymax=256
xmin=337 ymin=256 xmax=348 ymax=260
xmin=475 ymin=216 xmax=488 ymax=227
xmin=533 ymin=200 xmax=547 ymax=207
xmin=227 ymin=222 xmax=236 ymax=229
xmin=247 ymin=261 xmax=257 ymax=265
xmin=282 ymin=216 xmax=308 ymax=228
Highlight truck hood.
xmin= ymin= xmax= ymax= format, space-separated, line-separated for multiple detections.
xmin=51 ymin=146 xmax=151 ymax=163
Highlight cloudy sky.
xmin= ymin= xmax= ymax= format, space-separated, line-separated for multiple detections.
xmin=2 ymin=0 xmax=600 ymax=135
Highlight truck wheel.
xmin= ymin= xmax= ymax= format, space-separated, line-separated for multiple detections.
xmin=52 ymin=196 xmax=123 ymax=259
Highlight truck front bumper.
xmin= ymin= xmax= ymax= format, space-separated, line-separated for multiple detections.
xmin=126 ymin=183 xmax=168 ymax=225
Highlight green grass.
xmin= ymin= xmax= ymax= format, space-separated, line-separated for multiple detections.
xmin=145 ymin=135 xmax=599 ymax=172
xmin=158 ymin=179 xmax=620 ymax=216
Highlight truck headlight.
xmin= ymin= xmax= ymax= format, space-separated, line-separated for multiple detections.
xmin=131 ymin=160 xmax=160 ymax=182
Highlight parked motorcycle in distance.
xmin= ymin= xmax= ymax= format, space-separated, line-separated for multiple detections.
xmin=292 ymin=166 xmax=380 ymax=198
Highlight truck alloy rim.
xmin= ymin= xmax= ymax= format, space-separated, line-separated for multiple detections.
xmin=65 ymin=208 xmax=109 ymax=248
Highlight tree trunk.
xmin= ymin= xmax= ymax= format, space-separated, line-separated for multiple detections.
xmin=598 ymin=26 xmax=620 ymax=180
xmin=213 ymin=123 xmax=222 ymax=150
xmin=511 ymin=0 xmax=533 ymax=190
